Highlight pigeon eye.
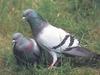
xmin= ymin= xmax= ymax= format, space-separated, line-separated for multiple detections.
xmin=13 ymin=36 xmax=20 ymax=40
xmin=13 ymin=38 xmax=15 ymax=40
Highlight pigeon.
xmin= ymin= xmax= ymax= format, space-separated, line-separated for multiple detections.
xmin=12 ymin=32 xmax=41 ymax=66
xmin=22 ymin=9 xmax=100 ymax=69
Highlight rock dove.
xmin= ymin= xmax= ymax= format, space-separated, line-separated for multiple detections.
xmin=12 ymin=32 xmax=40 ymax=66
xmin=22 ymin=9 xmax=100 ymax=69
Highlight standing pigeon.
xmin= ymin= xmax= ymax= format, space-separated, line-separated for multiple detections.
xmin=12 ymin=32 xmax=40 ymax=66
xmin=22 ymin=9 xmax=100 ymax=69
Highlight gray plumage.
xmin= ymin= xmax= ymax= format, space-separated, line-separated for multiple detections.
xmin=12 ymin=32 xmax=40 ymax=66
xmin=22 ymin=9 xmax=100 ymax=68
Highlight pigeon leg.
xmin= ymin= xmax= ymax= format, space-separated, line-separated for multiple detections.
xmin=48 ymin=51 xmax=57 ymax=69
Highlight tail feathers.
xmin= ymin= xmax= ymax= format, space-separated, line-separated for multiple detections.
xmin=62 ymin=47 xmax=100 ymax=67
xmin=62 ymin=46 xmax=99 ymax=58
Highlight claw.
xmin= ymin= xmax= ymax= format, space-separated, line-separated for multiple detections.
xmin=48 ymin=51 xmax=57 ymax=69
xmin=48 ymin=66 xmax=53 ymax=69
xmin=48 ymin=65 xmax=57 ymax=69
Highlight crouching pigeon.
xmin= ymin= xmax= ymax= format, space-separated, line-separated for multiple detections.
xmin=12 ymin=32 xmax=40 ymax=66
xmin=22 ymin=9 xmax=100 ymax=69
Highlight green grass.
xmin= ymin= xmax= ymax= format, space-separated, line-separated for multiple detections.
xmin=0 ymin=0 xmax=100 ymax=75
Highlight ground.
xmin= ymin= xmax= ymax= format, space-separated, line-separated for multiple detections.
xmin=0 ymin=0 xmax=100 ymax=75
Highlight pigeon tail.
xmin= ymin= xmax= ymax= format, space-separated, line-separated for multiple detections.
xmin=62 ymin=46 xmax=100 ymax=58
xmin=62 ymin=46 xmax=100 ymax=67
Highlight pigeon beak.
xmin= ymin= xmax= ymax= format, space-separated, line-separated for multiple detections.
xmin=12 ymin=40 xmax=16 ymax=47
xmin=12 ymin=40 xmax=16 ymax=43
xmin=22 ymin=17 xmax=26 ymax=20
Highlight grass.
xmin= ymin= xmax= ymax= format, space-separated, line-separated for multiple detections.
xmin=0 ymin=0 xmax=100 ymax=75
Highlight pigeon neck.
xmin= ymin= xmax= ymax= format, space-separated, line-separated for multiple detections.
xmin=28 ymin=18 xmax=47 ymax=37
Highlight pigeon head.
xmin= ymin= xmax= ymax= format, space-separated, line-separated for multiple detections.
xmin=22 ymin=9 xmax=45 ymax=24
xmin=12 ymin=33 xmax=24 ymax=44
xmin=23 ymin=9 xmax=39 ymax=20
